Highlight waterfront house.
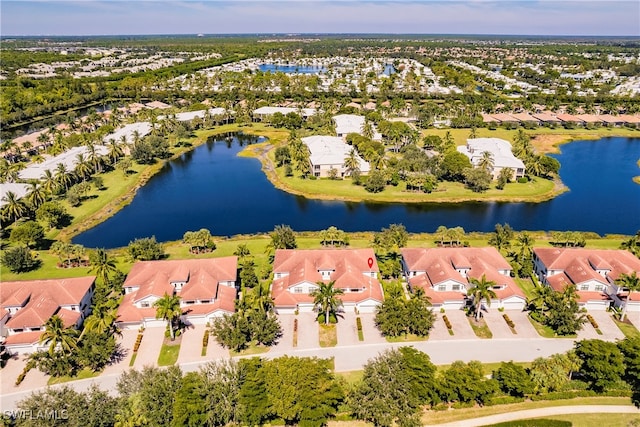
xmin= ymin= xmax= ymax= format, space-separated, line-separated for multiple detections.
xmin=1 ymin=277 xmax=95 ymax=354
xmin=116 ymin=258 xmax=237 ymax=329
xmin=302 ymin=135 xmax=371 ymax=178
xmin=401 ymin=247 xmax=526 ymax=310
xmin=270 ymin=249 xmax=384 ymax=314
xmin=457 ymin=138 xmax=526 ymax=180
xmin=533 ymin=248 xmax=640 ymax=311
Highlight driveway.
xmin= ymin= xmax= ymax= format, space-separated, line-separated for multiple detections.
xmin=296 ymin=313 xmax=319 ymax=350
xmin=336 ymin=312 xmax=359 ymax=346
xmin=177 ymin=324 xmax=208 ymax=365
xmin=440 ymin=309 xmax=476 ymax=339
xmin=629 ymin=311 xmax=640 ymax=332
xmin=0 ymin=353 xmax=48 ymax=396
xmin=132 ymin=326 xmax=165 ymax=368
xmin=584 ymin=311 xmax=625 ymax=342
xmin=429 ymin=314 xmax=457 ymax=340
xmin=102 ymin=328 xmax=138 ymax=376
xmin=483 ymin=310 xmax=516 ymax=339
xmin=358 ymin=313 xmax=386 ymax=344
xmin=504 ymin=310 xmax=540 ymax=339
xmin=270 ymin=314 xmax=295 ymax=353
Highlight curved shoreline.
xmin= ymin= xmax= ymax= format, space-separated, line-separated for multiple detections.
xmin=63 ymin=127 xmax=634 ymax=241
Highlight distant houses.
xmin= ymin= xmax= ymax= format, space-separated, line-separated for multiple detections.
xmin=116 ymin=257 xmax=238 ymax=329
xmin=457 ymin=138 xmax=526 ymax=180
xmin=1 ymin=277 xmax=96 ymax=354
xmin=533 ymin=248 xmax=640 ymax=311
xmin=18 ymin=145 xmax=110 ymax=180
xmin=401 ymin=247 xmax=526 ymax=310
xmin=481 ymin=111 xmax=640 ymax=128
xmin=332 ymin=114 xmax=382 ymax=141
xmin=253 ymin=106 xmax=316 ymax=121
xmin=302 ymin=135 xmax=371 ymax=178
xmin=270 ymin=249 xmax=384 ymax=314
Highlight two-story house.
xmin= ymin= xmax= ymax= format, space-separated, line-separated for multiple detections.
xmin=0 ymin=277 xmax=95 ymax=354
xmin=533 ymin=248 xmax=640 ymax=311
xmin=116 ymin=257 xmax=238 ymax=329
xmin=302 ymin=135 xmax=371 ymax=178
xmin=401 ymin=247 xmax=526 ymax=310
xmin=270 ymin=249 xmax=384 ymax=314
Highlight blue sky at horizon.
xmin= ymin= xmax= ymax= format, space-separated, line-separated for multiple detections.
xmin=2 ymin=1 xmax=639 ymax=37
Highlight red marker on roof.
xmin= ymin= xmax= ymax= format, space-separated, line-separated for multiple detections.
xmin=367 ymin=257 xmax=374 ymax=269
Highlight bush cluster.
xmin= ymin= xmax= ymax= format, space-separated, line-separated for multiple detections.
xmin=202 ymin=330 xmax=209 ymax=348
xmin=133 ymin=333 xmax=143 ymax=352
xmin=443 ymin=315 xmax=453 ymax=330
xmin=356 ymin=317 xmax=363 ymax=332
xmin=586 ymin=314 xmax=599 ymax=329
xmin=503 ymin=314 xmax=515 ymax=329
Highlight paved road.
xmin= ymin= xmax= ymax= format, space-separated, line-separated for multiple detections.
xmin=0 ymin=337 xmax=574 ymax=412
xmin=431 ymin=405 xmax=640 ymax=426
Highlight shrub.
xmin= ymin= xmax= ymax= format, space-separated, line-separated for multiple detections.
xmin=586 ymin=314 xmax=599 ymax=329
xmin=443 ymin=315 xmax=453 ymax=330
xmin=1 ymin=246 xmax=40 ymax=273
xmin=293 ymin=318 xmax=298 ymax=332
xmin=356 ymin=317 xmax=363 ymax=332
xmin=503 ymin=314 xmax=515 ymax=329
xmin=133 ymin=333 xmax=143 ymax=352
xmin=202 ymin=330 xmax=209 ymax=348
xmin=517 ymin=177 xmax=529 ymax=183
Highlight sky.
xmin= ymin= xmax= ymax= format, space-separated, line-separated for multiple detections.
xmin=2 ymin=1 xmax=639 ymax=37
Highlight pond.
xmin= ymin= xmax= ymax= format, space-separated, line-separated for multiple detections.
xmin=73 ymin=134 xmax=640 ymax=248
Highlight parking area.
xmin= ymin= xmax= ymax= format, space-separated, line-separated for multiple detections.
xmin=296 ymin=313 xmax=320 ymax=349
xmin=437 ymin=309 xmax=476 ymax=340
xmin=629 ymin=311 xmax=640 ymax=332
xmin=483 ymin=310 xmax=517 ymax=339
xmin=0 ymin=354 xmax=48 ymax=396
xmin=177 ymin=324 xmax=208 ymax=365
xmin=336 ymin=312 xmax=359 ymax=346
xmin=358 ymin=313 xmax=387 ymax=344
xmin=504 ymin=310 xmax=540 ymax=338
xmin=270 ymin=314 xmax=295 ymax=352
xmin=133 ymin=326 xmax=165 ymax=368
xmin=581 ymin=311 xmax=625 ymax=342
xmin=102 ymin=328 xmax=138 ymax=375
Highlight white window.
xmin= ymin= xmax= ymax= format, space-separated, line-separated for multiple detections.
xmin=140 ymin=302 xmax=150 ymax=308
xmin=579 ymin=284 xmax=589 ymax=291
xmin=594 ymin=285 xmax=604 ymax=292
xmin=293 ymin=287 xmax=303 ymax=294
xmin=201 ymin=300 xmax=210 ymax=304
xmin=437 ymin=285 xmax=446 ymax=292
xmin=452 ymin=284 xmax=461 ymax=291
xmin=185 ymin=300 xmax=195 ymax=305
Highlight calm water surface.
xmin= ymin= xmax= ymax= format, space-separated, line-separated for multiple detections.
xmin=74 ymin=135 xmax=640 ymax=248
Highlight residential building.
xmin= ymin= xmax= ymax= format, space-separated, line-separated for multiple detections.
xmin=1 ymin=277 xmax=95 ymax=354
xmin=457 ymin=138 xmax=526 ymax=180
xmin=302 ymin=135 xmax=371 ymax=178
xmin=0 ymin=183 xmax=30 ymax=209
xmin=401 ymin=247 xmax=526 ymax=310
xmin=332 ymin=114 xmax=382 ymax=141
xmin=533 ymin=248 xmax=640 ymax=311
xmin=270 ymin=249 xmax=384 ymax=314
xmin=116 ymin=258 xmax=238 ymax=329
xmin=18 ymin=145 xmax=109 ymax=180
xmin=252 ymin=106 xmax=316 ymax=120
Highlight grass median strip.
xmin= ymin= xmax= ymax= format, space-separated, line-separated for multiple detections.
xmin=319 ymin=324 xmax=338 ymax=347
xmin=157 ymin=343 xmax=180 ymax=366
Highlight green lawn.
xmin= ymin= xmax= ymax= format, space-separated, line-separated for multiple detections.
xmin=319 ymin=324 xmax=338 ymax=347
xmin=515 ymin=277 xmax=537 ymax=300
xmin=230 ymin=342 xmax=270 ymax=357
xmin=612 ymin=316 xmax=640 ymax=339
xmin=527 ymin=316 xmax=576 ymax=339
xmin=157 ymin=343 xmax=180 ymax=366
xmin=538 ymin=413 xmax=640 ymax=427
xmin=129 ymin=353 xmax=137 ymax=367
xmin=47 ymin=367 xmax=98 ymax=385
xmin=385 ymin=333 xmax=429 ymax=343
xmin=421 ymin=397 xmax=632 ymax=425
xmin=468 ymin=317 xmax=493 ymax=339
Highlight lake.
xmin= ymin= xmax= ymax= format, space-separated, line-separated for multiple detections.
xmin=74 ymin=134 xmax=640 ymax=248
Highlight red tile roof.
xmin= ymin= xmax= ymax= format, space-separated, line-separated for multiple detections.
xmin=271 ymin=249 xmax=384 ymax=308
xmin=556 ymin=114 xmax=584 ymax=123
xmin=1 ymin=277 xmax=95 ymax=330
xmin=402 ymin=247 xmax=524 ymax=303
xmin=3 ymin=331 xmax=43 ymax=346
xmin=117 ymin=258 xmax=238 ymax=323
xmin=532 ymin=113 xmax=561 ymax=123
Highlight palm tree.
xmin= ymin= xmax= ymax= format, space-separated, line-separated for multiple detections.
xmin=343 ymin=148 xmax=360 ymax=177
xmin=615 ymin=272 xmax=640 ymax=322
xmin=310 ymin=280 xmax=344 ymax=325
xmin=55 ymin=163 xmax=74 ymax=191
xmin=526 ymin=282 xmax=553 ymax=320
xmin=89 ymin=248 xmax=118 ymax=285
xmin=41 ymin=169 xmax=58 ymax=195
xmin=74 ymin=153 xmax=92 ymax=181
xmin=468 ymin=274 xmax=498 ymax=321
xmin=26 ymin=182 xmax=47 ymax=210
xmin=81 ymin=304 xmax=119 ymax=338
xmin=478 ymin=151 xmax=494 ymax=172
xmin=107 ymin=139 xmax=124 ymax=165
xmin=86 ymin=144 xmax=103 ymax=174
xmin=1 ymin=191 xmax=27 ymax=222
xmin=39 ymin=315 xmax=78 ymax=355
xmin=154 ymin=293 xmax=182 ymax=340
xmin=233 ymin=244 xmax=251 ymax=261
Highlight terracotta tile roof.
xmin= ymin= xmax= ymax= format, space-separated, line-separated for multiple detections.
xmin=491 ymin=113 xmax=519 ymax=122
xmin=117 ymin=258 xmax=238 ymax=323
xmin=4 ymin=331 xmax=43 ymax=346
xmin=1 ymin=277 xmax=95 ymax=330
xmin=402 ymin=247 xmax=523 ymax=302
xmin=619 ymin=115 xmax=640 ymax=124
xmin=575 ymin=114 xmax=603 ymax=123
xmin=599 ymin=114 xmax=625 ymax=124
xmin=556 ymin=114 xmax=584 ymax=123
xmin=532 ymin=113 xmax=561 ymax=123
xmin=534 ymin=248 xmax=640 ymax=279
xmin=271 ymin=249 xmax=383 ymax=308
xmin=482 ymin=113 xmax=499 ymax=123
xmin=511 ymin=112 xmax=540 ymax=122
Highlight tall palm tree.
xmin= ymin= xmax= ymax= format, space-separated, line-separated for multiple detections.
xmin=41 ymin=169 xmax=58 ymax=195
xmin=343 ymin=148 xmax=360 ymax=177
xmin=74 ymin=153 xmax=92 ymax=181
xmin=107 ymin=139 xmax=124 ymax=165
xmin=478 ymin=151 xmax=495 ymax=172
xmin=89 ymin=248 xmax=118 ymax=285
xmin=26 ymin=182 xmax=47 ymax=210
xmin=81 ymin=304 xmax=120 ymax=338
xmin=615 ymin=272 xmax=640 ymax=322
xmin=311 ymin=280 xmax=344 ymax=325
xmin=468 ymin=274 xmax=498 ymax=321
xmin=39 ymin=315 xmax=78 ymax=355
xmin=154 ymin=293 xmax=182 ymax=340
xmin=55 ymin=163 xmax=74 ymax=191
xmin=1 ymin=191 xmax=27 ymax=222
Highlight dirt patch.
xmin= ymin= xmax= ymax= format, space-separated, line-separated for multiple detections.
xmin=531 ymin=135 xmax=569 ymax=154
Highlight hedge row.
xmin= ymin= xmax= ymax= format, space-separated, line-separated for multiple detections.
xmin=586 ymin=314 xmax=599 ymax=329
xmin=133 ymin=333 xmax=143 ymax=353
xmin=356 ymin=317 xmax=363 ymax=332
xmin=202 ymin=330 xmax=209 ymax=348
xmin=442 ymin=315 xmax=452 ymax=330
xmin=503 ymin=314 xmax=515 ymax=329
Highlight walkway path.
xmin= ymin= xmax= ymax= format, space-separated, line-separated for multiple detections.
xmin=430 ymin=405 xmax=640 ymax=426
